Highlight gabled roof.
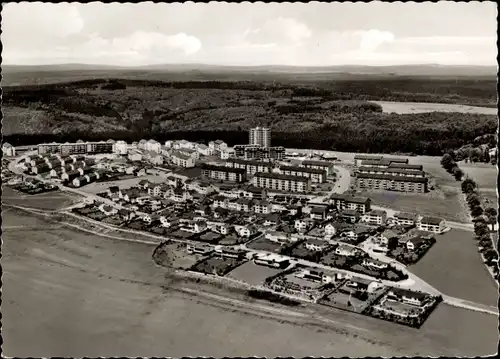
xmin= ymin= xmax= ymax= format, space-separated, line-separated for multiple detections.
xmin=420 ymin=216 xmax=444 ymax=225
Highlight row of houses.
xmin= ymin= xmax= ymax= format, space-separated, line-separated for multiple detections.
xmin=38 ymin=141 xmax=114 ymax=156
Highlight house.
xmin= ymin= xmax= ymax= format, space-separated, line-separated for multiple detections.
xmin=134 ymin=167 xmax=147 ymax=177
xmin=171 ymin=151 xmax=195 ymax=168
xmin=418 ymin=216 xmax=446 ymax=233
xmin=394 ymin=212 xmax=418 ymax=226
xmin=253 ymin=200 xmax=272 ymax=214
xmin=128 ymin=151 xmax=142 ymax=162
xmin=265 ymin=231 xmax=292 ymax=243
xmin=387 ymin=288 xmax=429 ymax=306
xmin=235 ymin=225 xmax=258 ymax=237
xmin=207 ymin=221 xmax=230 ymax=235
xmin=72 ymin=176 xmax=89 ymax=187
xmin=324 ymin=222 xmax=337 ymax=237
xmin=148 ymin=154 xmax=164 ymax=165
xmin=145 ymin=139 xmax=161 ymax=153
xmin=197 ymin=143 xmax=212 ymax=156
xmin=99 ymin=204 xmax=118 ymax=216
xmin=335 ymin=244 xmax=359 ymax=257
xmin=118 ymin=209 xmax=135 ymax=221
xmin=178 ymin=148 xmax=200 ymax=160
xmin=310 ymin=206 xmax=328 ymax=221
xmin=341 ymin=209 xmax=360 ymax=223
xmin=295 ymin=218 xmax=315 ymax=232
xmin=379 ymin=229 xmax=399 ymax=246
xmin=141 ymin=214 xmax=153 ymax=224
xmin=362 ymin=257 xmax=388 ymax=269
xmin=253 ymin=253 xmax=289 ymax=269
xmin=2 ymin=142 xmax=16 ymax=157
xmin=295 ymin=267 xmax=337 ymax=284
xmin=212 ymin=195 xmax=228 ymax=208
xmin=108 ymin=186 xmax=121 ymax=197
xmin=187 ymin=244 xmax=214 ymax=256
xmin=236 ymin=198 xmax=253 ymax=212
xmin=214 ymin=247 xmax=246 ymax=260
xmin=361 ymin=210 xmax=387 ymax=225
xmin=406 ymin=236 xmax=427 ymax=251
xmin=138 ymin=179 xmax=152 ymax=190
xmin=213 ymin=207 xmax=229 ymax=219
xmin=305 ymin=238 xmax=330 ymax=252
xmin=264 ymin=213 xmax=281 ymax=226
xmin=170 ymin=188 xmax=192 ymax=202
xmin=182 ymin=220 xmax=207 ymax=233
xmin=160 ymin=216 xmax=180 ymax=228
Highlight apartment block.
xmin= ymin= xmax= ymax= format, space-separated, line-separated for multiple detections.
xmin=252 ymin=172 xmax=312 ymax=193
xmin=279 ymin=165 xmax=327 ymax=183
xmin=356 ymin=173 xmax=428 ymax=193
xmin=249 ymin=127 xmax=271 ymax=147
xmin=201 ymin=164 xmax=246 ymax=183
xmin=225 ymin=158 xmax=273 ymax=175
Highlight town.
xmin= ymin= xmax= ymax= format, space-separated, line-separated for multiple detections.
xmin=3 ymin=127 xmax=459 ymax=328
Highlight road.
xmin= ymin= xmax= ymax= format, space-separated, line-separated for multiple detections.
xmin=313 ymin=164 xmax=352 ymax=202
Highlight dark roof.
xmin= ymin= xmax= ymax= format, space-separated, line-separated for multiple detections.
xmin=407 ymin=236 xmax=427 ymax=247
xmin=357 ymin=172 xmax=428 ymax=183
xmin=301 ymin=160 xmax=332 ymax=167
xmin=389 ymin=163 xmax=423 ymax=170
xmin=395 ymin=212 xmax=417 ymax=220
xmin=358 ymin=167 xmax=425 ymax=177
xmin=109 ymin=186 xmax=120 ymax=192
xmin=201 ymin=164 xmax=246 ymax=174
xmin=213 ymin=195 xmax=227 ymax=201
xmin=279 ymin=165 xmax=326 ymax=175
xmin=420 ymin=216 xmax=444 ymax=225
xmin=346 ymin=196 xmax=371 ymax=205
xmin=236 ymin=198 xmax=252 ymax=205
xmin=390 ymin=287 xmax=428 ymax=300
xmin=227 ymin=158 xmax=273 ymax=167
xmin=354 ymin=155 xmax=384 ymax=161
xmin=342 ymin=209 xmax=359 ymax=216
xmin=311 ymin=207 xmax=327 ymax=214
xmin=66 ymin=170 xmax=80 ymax=176
xmin=254 ymin=172 xmax=310 ymax=182
xmin=244 ymin=186 xmax=265 ymax=194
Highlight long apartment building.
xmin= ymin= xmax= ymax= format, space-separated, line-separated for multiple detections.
xmin=279 ymin=165 xmax=327 ymax=183
xmin=359 ymin=157 xmax=409 ymax=169
xmin=356 ymin=173 xmax=428 ymax=193
xmin=201 ymin=164 xmax=246 ymax=183
xmin=38 ymin=141 xmax=114 ymax=156
xmin=225 ymin=158 xmax=273 ymax=175
xmin=234 ymin=145 xmax=285 ymax=160
xmin=252 ymin=172 xmax=312 ymax=193
xmin=357 ymin=166 xmax=425 ymax=178
xmin=299 ymin=159 xmax=334 ymax=176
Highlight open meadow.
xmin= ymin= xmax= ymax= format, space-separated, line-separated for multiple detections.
xmin=370 ymin=101 xmax=498 ymax=115
xmin=409 ymin=229 xmax=498 ymax=307
xmin=2 ymin=186 xmax=83 ymax=211
xmin=2 ymin=209 xmax=498 ymax=357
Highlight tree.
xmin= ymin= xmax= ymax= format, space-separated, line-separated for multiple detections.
xmin=475 ymin=224 xmax=489 ymax=237
xmin=461 ymin=178 xmax=477 ymax=193
xmin=471 ymin=205 xmax=484 ymax=218
xmin=467 ymin=195 xmax=481 ymax=209
xmin=485 ymin=207 xmax=497 ymax=219
xmin=440 ymin=153 xmax=454 ymax=171
xmin=452 ymin=167 xmax=464 ymax=181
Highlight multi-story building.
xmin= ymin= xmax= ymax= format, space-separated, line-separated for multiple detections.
xmin=233 ymin=145 xmax=285 ymax=160
xmin=388 ymin=163 xmax=424 ymax=171
xmin=361 ymin=210 xmax=387 ymax=225
xmin=252 ymin=172 xmax=312 ymax=193
xmin=201 ymin=164 xmax=246 ymax=183
xmin=38 ymin=143 xmax=61 ymax=155
xmin=330 ymin=194 xmax=371 ymax=214
xmin=418 ymin=216 xmax=446 ymax=233
xmin=357 ymin=166 xmax=425 ymax=178
xmin=114 ymin=140 xmax=128 ymax=155
xmin=300 ymin=160 xmax=334 ymax=176
xmin=356 ymin=173 xmax=428 ymax=193
xmin=394 ymin=212 xmax=418 ymax=226
xmin=359 ymin=157 xmax=410 ymax=169
xmin=86 ymin=141 xmax=114 ymax=154
xmin=225 ymin=158 xmax=274 ymax=175
xmin=249 ymin=127 xmax=271 ymax=147
xmin=2 ymin=143 xmax=16 ymax=157
xmin=171 ymin=151 xmax=195 ymax=168
xmin=208 ymin=140 xmax=228 ymax=159
xmin=278 ymin=165 xmax=327 ymax=183
xmin=353 ymin=155 xmax=384 ymax=167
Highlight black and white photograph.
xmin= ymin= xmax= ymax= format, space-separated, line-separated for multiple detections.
xmin=1 ymin=1 xmax=498 ymax=357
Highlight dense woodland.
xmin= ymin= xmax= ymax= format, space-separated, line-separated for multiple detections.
xmin=2 ymin=78 xmax=497 ymax=156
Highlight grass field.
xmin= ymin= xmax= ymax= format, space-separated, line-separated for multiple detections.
xmin=227 ymin=261 xmax=283 ymax=286
xmin=2 ymin=209 xmax=498 ymax=357
xmin=361 ymin=187 xmax=467 ymax=222
xmin=409 ymin=229 xmax=498 ymax=307
xmin=2 ymin=186 xmax=82 ymax=211
xmin=370 ymin=101 xmax=498 ymax=115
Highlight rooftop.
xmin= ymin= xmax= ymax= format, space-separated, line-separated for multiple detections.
xmin=357 ymin=172 xmax=428 ymax=183
xmin=301 ymin=160 xmax=332 ymax=167
xmin=254 ymin=172 xmax=310 ymax=182
xmin=420 ymin=216 xmax=444 ymax=225
xmin=279 ymin=165 xmax=326 ymax=175
xmin=227 ymin=158 xmax=274 ymax=167
xmin=201 ymin=164 xmax=246 ymax=174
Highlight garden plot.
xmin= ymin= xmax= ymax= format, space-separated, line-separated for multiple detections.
xmin=227 ymin=261 xmax=284 ymax=286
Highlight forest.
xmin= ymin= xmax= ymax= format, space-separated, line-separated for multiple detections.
xmin=2 ymin=77 xmax=497 ymax=156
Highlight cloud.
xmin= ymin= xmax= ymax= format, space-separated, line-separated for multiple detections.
xmin=357 ymin=29 xmax=395 ymax=53
xmin=244 ymin=17 xmax=312 ymax=46
xmin=112 ymin=31 xmax=202 ymax=56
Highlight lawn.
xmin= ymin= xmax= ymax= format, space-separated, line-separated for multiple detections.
xmin=363 ymin=187 xmax=467 ymax=222
xmin=227 ymin=261 xmax=283 ymax=286
xmin=246 ymin=237 xmax=285 ymax=253
xmin=409 ymin=229 xmax=498 ymax=307
xmin=153 ymin=242 xmax=201 ymax=270
xmin=370 ymin=101 xmax=497 ymax=115
xmin=2 ymin=186 xmax=81 ymax=211
xmin=191 ymin=256 xmax=246 ymax=276
xmin=80 ymin=175 xmax=165 ymax=194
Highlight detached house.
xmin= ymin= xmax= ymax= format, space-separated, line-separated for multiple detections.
xmin=361 ymin=210 xmax=387 ymax=225
xmin=418 ymin=216 xmax=446 ymax=233
xmin=253 ymin=200 xmax=272 ymax=214
xmin=387 ymin=288 xmax=429 ymax=307
xmin=305 ymin=238 xmax=330 ymax=252
xmin=394 ymin=212 xmax=418 ymax=226
xmin=406 ymin=236 xmax=427 ymax=251
xmin=341 ymin=209 xmax=360 ymax=223
xmin=295 ymin=218 xmax=315 ymax=232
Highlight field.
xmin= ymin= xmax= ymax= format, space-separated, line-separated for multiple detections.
xmin=2 ymin=186 xmax=82 ymax=211
xmin=2 ymin=209 xmax=498 ymax=357
xmin=409 ymin=229 xmax=498 ymax=307
xmin=247 ymin=237 xmax=287 ymax=253
xmin=152 ymin=242 xmax=202 ymax=270
xmin=370 ymin=101 xmax=498 ymax=115
xmin=227 ymin=261 xmax=283 ymax=286
xmin=363 ymin=188 xmax=467 ymax=222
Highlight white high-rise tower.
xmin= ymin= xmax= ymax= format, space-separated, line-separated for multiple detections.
xmin=249 ymin=127 xmax=271 ymax=147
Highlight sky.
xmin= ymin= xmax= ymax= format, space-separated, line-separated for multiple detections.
xmin=1 ymin=1 xmax=498 ymax=67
